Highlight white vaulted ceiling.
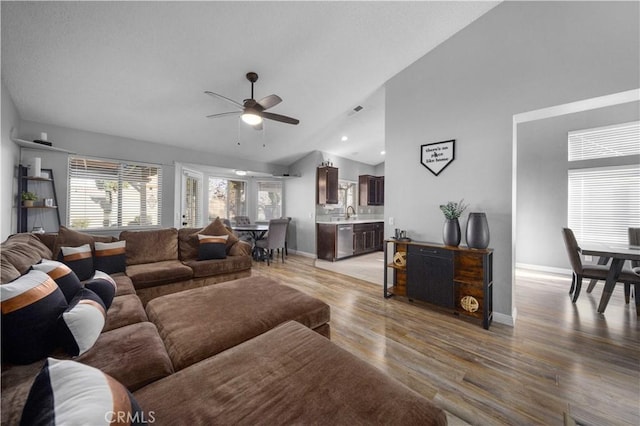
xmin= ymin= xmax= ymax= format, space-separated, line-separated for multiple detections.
xmin=1 ymin=1 xmax=498 ymax=166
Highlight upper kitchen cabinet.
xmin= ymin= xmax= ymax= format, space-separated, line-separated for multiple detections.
xmin=359 ymin=175 xmax=384 ymax=206
xmin=317 ymin=166 xmax=339 ymax=204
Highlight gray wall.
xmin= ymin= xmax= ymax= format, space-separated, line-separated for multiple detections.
xmin=517 ymin=102 xmax=640 ymax=270
xmin=15 ymin=120 xmax=288 ymax=234
xmin=1 ymin=81 xmax=21 ymax=240
xmin=286 ymin=150 xmax=378 ymax=256
xmin=384 ymin=1 xmax=640 ymax=322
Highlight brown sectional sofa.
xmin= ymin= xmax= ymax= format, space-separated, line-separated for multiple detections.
xmin=1 ymin=230 xmax=447 ymax=425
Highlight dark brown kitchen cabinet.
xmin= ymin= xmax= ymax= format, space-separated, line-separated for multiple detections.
xmin=359 ymin=175 xmax=384 ymax=206
xmin=353 ymin=222 xmax=383 ymax=254
xmin=317 ymin=166 xmax=339 ymax=204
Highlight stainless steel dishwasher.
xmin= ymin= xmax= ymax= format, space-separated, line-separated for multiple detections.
xmin=336 ymin=224 xmax=354 ymax=259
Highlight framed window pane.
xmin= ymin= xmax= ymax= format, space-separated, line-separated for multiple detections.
xmin=68 ymin=156 xmax=162 ymax=230
xmin=257 ymin=181 xmax=282 ymax=221
xmin=208 ymin=177 xmax=246 ymax=222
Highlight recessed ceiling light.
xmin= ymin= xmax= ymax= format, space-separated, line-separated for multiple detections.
xmin=341 ymin=136 xmax=348 ymax=142
xmin=380 ymin=150 xmax=386 ymax=155
xmin=235 ymin=170 xmax=247 ymax=176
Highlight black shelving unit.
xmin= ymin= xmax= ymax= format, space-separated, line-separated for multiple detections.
xmin=17 ymin=164 xmax=61 ymax=233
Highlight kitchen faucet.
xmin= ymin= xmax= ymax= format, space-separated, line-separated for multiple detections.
xmin=345 ymin=205 xmax=356 ymax=219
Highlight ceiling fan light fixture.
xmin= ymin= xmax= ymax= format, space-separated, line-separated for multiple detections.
xmin=241 ymin=111 xmax=262 ymax=125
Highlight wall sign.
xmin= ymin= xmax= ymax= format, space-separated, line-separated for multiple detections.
xmin=420 ymin=139 xmax=455 ymax=176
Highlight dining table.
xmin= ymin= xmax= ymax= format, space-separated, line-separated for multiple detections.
xmin=579 ymin=242 xmax=640 ymax=313
xmin=231 ymin=223 xmax=269 ymax=260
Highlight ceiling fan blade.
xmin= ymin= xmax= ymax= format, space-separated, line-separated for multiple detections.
xmin=206 ymin=111 xmax=241 ymax=119
xmin=260 ymin=111 xmax=300 ymax=125
xmin=257 ymin=94 xmax=282 ymax=110
xmin=204 ymin=91 xmax=244 ymax=109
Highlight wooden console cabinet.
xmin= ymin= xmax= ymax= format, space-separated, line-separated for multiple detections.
xmin=384 ymin=239 xmax=493 ymax=329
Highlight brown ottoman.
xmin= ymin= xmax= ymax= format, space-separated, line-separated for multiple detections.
xmin=145 ymin=276 xmax=330 ymax=371
xmin=134 ymin=321 xmax=446 ymax=425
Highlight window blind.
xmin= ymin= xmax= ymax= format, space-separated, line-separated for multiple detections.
xmin=568 ymin=121 xmax=640 ymax=161
xmin=568 ymin=165 xmax=640 ymax=245
xmin=68 ymin=156 xmax=162 ymax=230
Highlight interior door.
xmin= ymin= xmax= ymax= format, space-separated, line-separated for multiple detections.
xmin=180 ymin=167 xmax=203 ymax=228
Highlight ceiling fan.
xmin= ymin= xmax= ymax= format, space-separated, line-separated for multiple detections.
xmin=205 ymin=72 xmax=300 ymax=129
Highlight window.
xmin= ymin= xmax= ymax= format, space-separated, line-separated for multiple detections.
xmin=256 ymin=181 xmax=282 ymax=221
xmin=208 ymin=178 xmax=246 ymax=222
xmin=68 ymin=156 xmax=162 ymax=230
xmin=567 ymin=121 xmax=640 ymax=245
xmin=338 ymin=180 xmax=357 ymax=211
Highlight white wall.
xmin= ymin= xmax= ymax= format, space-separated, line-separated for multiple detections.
xmin=1 ymin=81 xmax=21 ymax=240
xmin=385 ymin=1 xmax=640 ymax=322
xmin=517 ymin=101 xmax=640 ymax=269
xmin=16 ymin=120 xmax=288 ymax=234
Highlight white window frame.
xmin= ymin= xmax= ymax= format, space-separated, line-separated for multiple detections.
xmin=256 ymin=180 xmax=283 ymax=222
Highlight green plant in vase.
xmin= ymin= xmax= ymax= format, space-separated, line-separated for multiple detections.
xmin=439 ymin=199 xmax=468 ymax=246
xmin=21 ymin=191 xmax=38 ymax=207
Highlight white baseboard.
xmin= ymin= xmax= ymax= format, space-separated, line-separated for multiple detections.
xmin=288 ymin=249 xmax=316 ymax=259
xmin=493 ymin=308 xmax=517 ymax=327
xmin=516 ymin=263 xmax=571 ymax=276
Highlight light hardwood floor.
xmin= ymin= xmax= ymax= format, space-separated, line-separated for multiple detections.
xmin=251 ymin=255 xmax=639 ymax=426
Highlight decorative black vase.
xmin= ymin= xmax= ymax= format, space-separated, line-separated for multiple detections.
xmin=466 ymin=212 xmax=490 ymax=249
xmin=443 ymin=218 xmax=461 ymax=246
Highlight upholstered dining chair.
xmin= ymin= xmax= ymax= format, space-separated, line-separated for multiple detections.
xmin=233 ymin=216 xmax=253 ymax=243
xmin=562 ymin=228 xmax=637 ymax=304
xmin=629 ymin=227 xmax=640 ymax=272
xmin=255 ymin=218 xmax=289 ymax=266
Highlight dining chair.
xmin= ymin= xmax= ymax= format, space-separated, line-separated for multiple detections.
xmin=629 ymin=227 xmax=640 ymax=271
xmin=255 ymin=218 xmax=289 ymax=266
xmin=562 ymin=228 xmax=638 ymax=304
xmin=233 ymin=216 xmax=253 ymax=243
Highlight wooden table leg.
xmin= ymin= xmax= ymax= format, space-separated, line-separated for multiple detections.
xmin=587 ymin=256 xmax=609 ymax=293
xmin=597 ymin=258 xmax=624 ymax=313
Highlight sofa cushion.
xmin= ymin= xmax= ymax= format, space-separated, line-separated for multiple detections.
xmin=103 ymin=294 xmax=147 ymax=332
xmin=229 ymin=240 xmax=253 ymax=256
xmin=52 ymin=225 xmax=116 ymax=259
xmin=111 ymin=272 xmax=136 ymax=296
xmin=200 ymin=217 xmax=239 ymax=251
xmin=57 ymin=288 xmax=106 ymax=357
xmin=94 ymin=240 xmax=127 ymax=274
xmin=145 ymin=276 xmax=330 ymax=371
xmin=183 ymin=255 xmax=252 ymax=279
xmin=84 ymin=270 xmax=117 ymax=309
xmin=134 ymin=321 xmax=446 ymax=425
xmin=21 ymin=358 xmax=146 ymax=426
xmin=197 ymin=234 xmax=228 ymax=260
xmin=1 ymin=270 xmax=68 ymax=364
xmin=120 ymin=228 xmax=178 ymax=265
xmin=177 ymin=227 xmax=202 ymax=261
xmin=75 ymin=322 xmax=174 ymax=391
xmin=0 ymin=233 xmax=52 ymax=281
xmin=0 ymin=261 xmax=20 ymax=284
xmin=31 ymin=259 xmax=82 ymax=302
xmin=58 ymin=244 xmax=94 ymax=281
xmin=1 ymin=360 xmax=43 ymax=425
xmin=126 ymin=260 xmax=193 ymax=290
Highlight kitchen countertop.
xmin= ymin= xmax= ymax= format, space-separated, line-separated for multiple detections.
xmin=316 ymin=219 xmax=384 ymax=225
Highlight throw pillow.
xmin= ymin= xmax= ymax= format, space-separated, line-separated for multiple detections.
xmin=21 ymin=358 xmax=147 ymax=426
xmin=199 ymin=217 xmax=239 ymax=252
xmin=197 ymin=234 xmax=229 ymax=260
xmin=32 ymin=259 xmax=83 ymax=303
xmin=94 ymin=240 xmax=126 ymax=274
xmin=57 ymin=288 xmax=106 ymax=356
xmin=0 ymin=270 xmax=68 ymax=364
xmin=84 ymin=270 xmax=117 ymax=309
xmin=58 ymin=244 xmax=94 ymax=281
xmin=52 ymin=225 xmax=116 ymax=259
